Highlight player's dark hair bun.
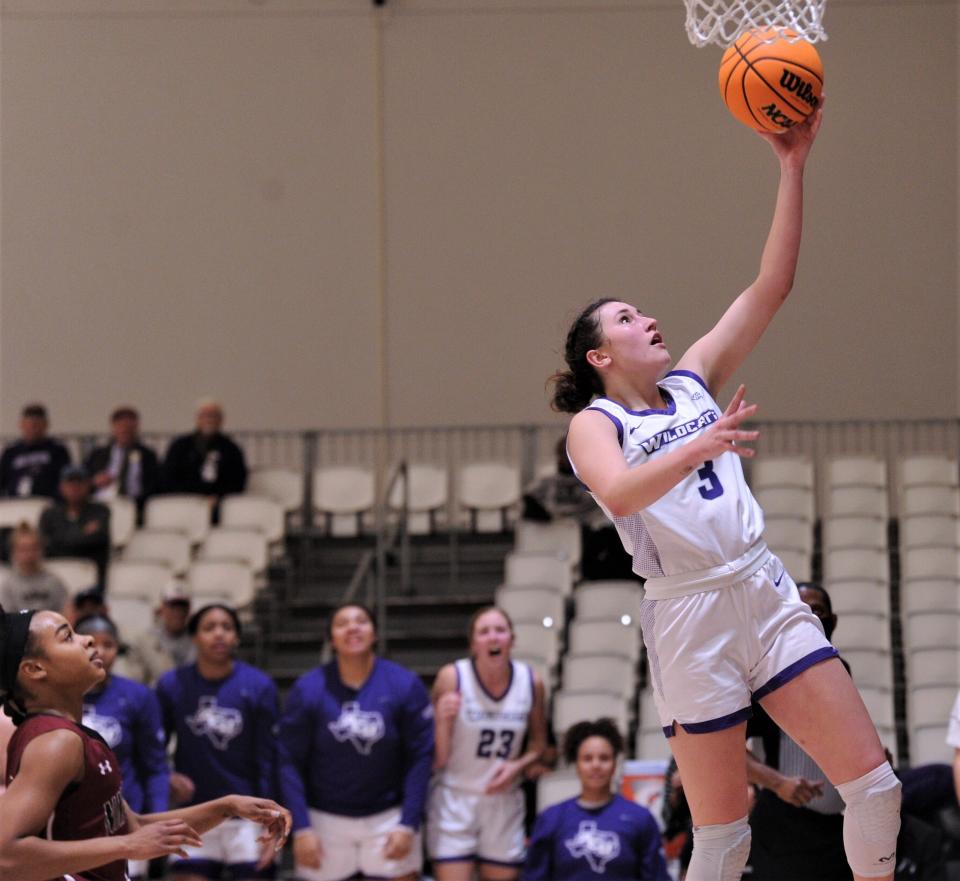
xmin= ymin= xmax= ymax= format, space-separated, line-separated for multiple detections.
xmin=550 ymin=298 xmax=615 ymax=413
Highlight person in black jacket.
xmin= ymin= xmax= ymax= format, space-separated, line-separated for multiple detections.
xmin=161 ymin=399 xmax=247 ymax=517
xmin=0 ymin=403 xmax=71 ymax=499
xmin=84 ymin=406 xmax=160 ymax=522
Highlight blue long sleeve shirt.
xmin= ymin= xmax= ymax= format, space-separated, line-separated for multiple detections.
xmin=156 ymin=661 xmax=280 ymax=805
xmin=278 ymin=658 xmax=434 ymax=832
xmin=523 ymin=794 xmax=670 ymax=881
xmin=82 ymin=674 xmax=169 ymax=814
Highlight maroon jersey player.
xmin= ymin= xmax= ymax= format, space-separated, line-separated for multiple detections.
xmin=0 ymin=606 xmax=292 ymax=881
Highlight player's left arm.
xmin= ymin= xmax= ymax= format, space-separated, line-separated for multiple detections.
xmin=675 ymin=106 xmax=824 ymax=396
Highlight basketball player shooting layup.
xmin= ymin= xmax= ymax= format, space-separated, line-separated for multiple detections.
xmin=0 ymin=606 xmax=291 ymax=881
xmin=556 ymin=104 xmax=903 ymax=881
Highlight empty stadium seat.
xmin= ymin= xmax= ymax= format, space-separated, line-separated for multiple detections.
xmin=563 ymin=653 xmax=636 ymax=700
xmin=45 ymin=557 xmax=99 ymax=593
xmin=313 ymin=466 xmax=376 ymax=536
xmin=504 ymin=552 xmax=573 ymax=596
xmin=831 ymin=612 xmax=890 ymax=652
xmin=775 ymin=548 xmax=812 ymax=583
xmin=763 ymin=516 xmax=814 ymax=555
xmin=106 ymin=496 xmax=137 ymax=549
xmin=901 ymin=485 xmax=960 ymax=517
xmin=909 ymin=684 xmax=957 ymax=728
xmin=186 ymin=559 xmax=255 ymax=608
xmin=910 ymin=725 xmax=952 ymax=765
xmin=568 ymin=621 xmax=640 ymax=661
xmin=858 ymin=685 xmax=895 ymax=731
xmin=247 ymin=467 xmax=304 ymax=513
xmin=124 ymin=529 xmax=192 ymax=576
xmin=635 ymin=728 xmax=672 ymax=761
xmin=108 ymin=596 xmax=154 ymax=639
xmin=841 ymin=648 xmax=894 ymax=691
xmin=823 ymin=547 xmax=889 ymax=583
xmin=899 ymin=455 xmax=959 ymax=489
xmin=907 ymin=648 xmax=960 ymax=688
xmin=513 ymin=622 xmax=561 ymax=668
xmin=900 ymin=578 xmax=960 ymax=614
xmin=106 ymin=559 xmax=175 ymax=600
xmin=457 ymin=462 xmax=521 ymax=532
xmin=902 ymin=547 xmax=960 ymax=581
xmin=826 ymin=486 xmax=889 ymax=519
xmin=514 ymin=519 xmax=582 ymax=568
xmin=145 ymin=495 xmax=211 ymax=544
xmin=574 ymin=581 xmax=643 ymax=624
xmin=750 ymin=456 xmax=814 ymax=490
xmin=828 ymin=580 xmax=890 ymax=617
xmin=388 ymin=463 xmax=447 ymax=535
xmin=553 ymin=690 xmax=628 ymax=740
xmin=903 ymin=611 xmax=960 ymax=650
xmin=827 ymin=456 xmax=887 ymax=488
xmin=900 ymin=514 xmax=959 ymax=549
xmin=536 ymin=769 xmax=582 ymax=812
xmin=753 ymin=487 xmax=814 ymax=521
xmin=0 ymin=497 xmax=49 ymax=529
xmin=495 ymin=585 xmax=565 ymax=629
xmin=199 ymin=528 xmax=269 ymax=575
xmin=219 ymin=495 xmax=284 ymax=544
xmin=822 ymin=516 xmax=887 ymax=550
xmin=513 ymin=653 xmax=551 ymax=687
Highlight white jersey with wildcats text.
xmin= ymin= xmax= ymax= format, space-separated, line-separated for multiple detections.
xmin=575 ymin=370 xmax=764 ymax=580
xmin=438 ymin=658 xmax=533 ymax=794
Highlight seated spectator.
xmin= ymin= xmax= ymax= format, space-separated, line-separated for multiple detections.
xmin=523 ymin=718 xmax=670 ymax=881
xmin=161 ymin=398 xmax=247 ymax=515
xmin=523 ymin=435 xmax=634 ymax=580
xmin=0 ymin=402 xmax=71 ymax=499
xmin=122 ymin=581 xmax=195 ymax=686
xmin=84 ymin=405 xmax=160 ymax=519
xmin=38 ymin=465 xmax=111 ymax=583
xmin=0 ymin=522 xmax=68 ymax=613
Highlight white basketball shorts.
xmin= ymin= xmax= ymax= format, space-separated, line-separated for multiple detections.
xmin=640 ymin=544 xmax=837 ymax=736
xmin=295 ymin=806 xmax=422 ymax=881
xmin=427 ymin=783 xmax=526 ymax=867
xmin=167 ymin=817 xmax=273 ymax=878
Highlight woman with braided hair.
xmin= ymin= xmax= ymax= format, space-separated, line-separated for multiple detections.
xmin=0 ymin=605 xmax=291 ymax=881
xmin=554 ymin=108 xmax=901 ymax=881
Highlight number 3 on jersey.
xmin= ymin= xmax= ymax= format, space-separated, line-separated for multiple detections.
xmin=697 ymin=459 xmax=724 ymax=500
xmin=477 ymin=728 xmax=515 ymax=759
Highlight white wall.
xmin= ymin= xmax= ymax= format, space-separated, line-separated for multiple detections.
xmin=1 ymin=0 xmax=955 ymax=432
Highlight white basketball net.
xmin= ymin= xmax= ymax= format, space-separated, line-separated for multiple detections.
xmin=683 ymin=0 xmax=828 ymax=48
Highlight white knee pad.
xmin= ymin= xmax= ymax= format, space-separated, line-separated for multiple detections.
xmin=686 ymin=815 xmax=751 ymax=881
xmin=836 ymin=761 xmax=901 ymax=878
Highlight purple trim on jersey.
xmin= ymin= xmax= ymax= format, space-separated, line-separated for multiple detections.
xmin=600 ymin=390 xmax=676 ymax=417
xmin=666 ymin=369 xmax=711 ymax=394
xmin=433 ymin=854 xmax=479 ymax=863
xmin=454 ymin=664 xmax=461 ymax=693
xmin=168 ymin=859 xmax=222 ymax=880
xmin=752 ymin=646 xmax=840 ymax=702
xmin=527 ymin=662 xmax=535 ymax=695
xmin=478 ymin=855 xmax=527 ymax=867
xmin=586 ymin=407 xmax=624 ymax=446
xmin=663 ymin=705 xmax=753 ymax=738
xmin=470 ymin=657 xmax=514 ymax=702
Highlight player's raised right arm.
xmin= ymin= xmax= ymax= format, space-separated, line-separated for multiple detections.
xmin=567 ymin=390 xmax=758 ymax=517
xmin=432 ymin=663 xmax=460 ymax=770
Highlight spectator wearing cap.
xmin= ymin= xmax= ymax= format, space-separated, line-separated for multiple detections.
xmin=161 ymin=398 xmax=247 ymax=517
xmin=84 ymin=406 xmax=160 ymax=521
xmin=38 ymin=464 xmax=111 ymax=584
xmin=0 ymin=402 xmax=71 ymax=499
xmin=122 ymin=581 xmax=195 ymax=686
xmin=0 ymin=522 xmax=68 ymax=613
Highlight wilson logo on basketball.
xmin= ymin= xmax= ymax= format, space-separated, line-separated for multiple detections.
xmin=779 ymin=70 xmax=820 ymax=108
xmin=759 ymin=103 xmax=795 ymax=129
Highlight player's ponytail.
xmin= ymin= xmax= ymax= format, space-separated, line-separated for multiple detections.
xmin=550 ymin=298 xmax=615 ymax=413
xmin=0 ymin=605 xmax=37 ymax=726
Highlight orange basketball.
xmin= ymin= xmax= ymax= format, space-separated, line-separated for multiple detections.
xmin=719 ymin=30 xmax=824 ymax=133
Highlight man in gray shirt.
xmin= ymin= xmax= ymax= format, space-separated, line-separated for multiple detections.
xmin=0 ymin=522 xmax=68 ymax=612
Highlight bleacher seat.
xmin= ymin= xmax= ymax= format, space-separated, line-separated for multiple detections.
xmin=908 ymin=685 xmax=957 ymax=761
xmin=831 ymin=612 xmax=890 ymax=652
xmin=247 ymin=467 xmax=303 ymax=513
xmin=145 ymin=495 xmax=211 ymax=544
xmin=903 ymin=610 xmax=960 ymax=650
xmin=106 ymin=560 xmax=174 ymax=601
xmin=45 ymin=557 xmax=99 ymax=593
xmin=857 ymin=685 xmax=895 ymax=747
xmin=901 ymin=485 xmax=960 ymax=517
xmin=220 ymin=495 xmax=284 ymax=544
xmin=536 ymin=769 xmax=582 ymax=812
xmin=106 ymin=497 xmax=137 ymax=549
xmin=775 ymin=548 xmax=812 ymax=583
xmin=753 ymin=486 xmax=814 ymax=521
xmin=823 ymin=547 xmax=889 ymax=583
xmin=900 ymin=578 xmax=960 ymax=614
xmin=635 ymin=728 xmax=672 ymax=761
xmin=763 ymin=516 xmax=814 ymax=555
xmin=902 ymin=547 xmax=960 ymax=581
xmin=0 ymin=497 xmax=49 ymax=529
xmin=906 ymin=648 xmax=960 ymax=688
xmin=312 ymin=466 xmax=376 ymax=537
xmin=750 ymin=456 xmax=814 ymax=490
xmin=828 ymin=580 xmax=890 ymax=617
xmin=513 ymin=653 xmax=550 ymax=687
xmin=388 ymin=464 xmax=447 ymax=535
xmin=504 ymin=552 xmax=573 ymax=596
xmin=186 ymin=559 xmax=255 ymax=608
xmin=568 ymin=621 xmax=640 ymax=661
xmin=563 ymin=653 xmax=636 ymax=700
xmin=108 ymin=596 xmax=154 ymax=638
xmin=841 ymin=647 xmax=894 ymax=690
xmin=899 ymin=455 xmax=959 ymax=489
xmin=827 ymin=456 xmax=887 ymax=488
xmin=822 ymin=516 xmax=887 ymax=550
xmin=457 ymin=462 xmax=521 ymax=532
xmin=514 ymin=519 xmax=582 ymax=569
xmin=513 ymin=622 xmax=561 ymax=668
xmin=574 ymin=581 xmax=643 ymax=624
xmin=553 ymin=689 xmax=628 ymax=740
xmin=826 ymin=486 xmax=889 ymax=519
xmin=900 ymin=514 xmax=959 ymax=548
xmin=910 ymin=725 xmax=953 ymax=765
xmin=124 ymin=529 xmax=192 ymax=576
xmin=495 ymin=585 xmax=565 ymax=629
xmin=199 ymin=528 xmax=269 ymax=575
